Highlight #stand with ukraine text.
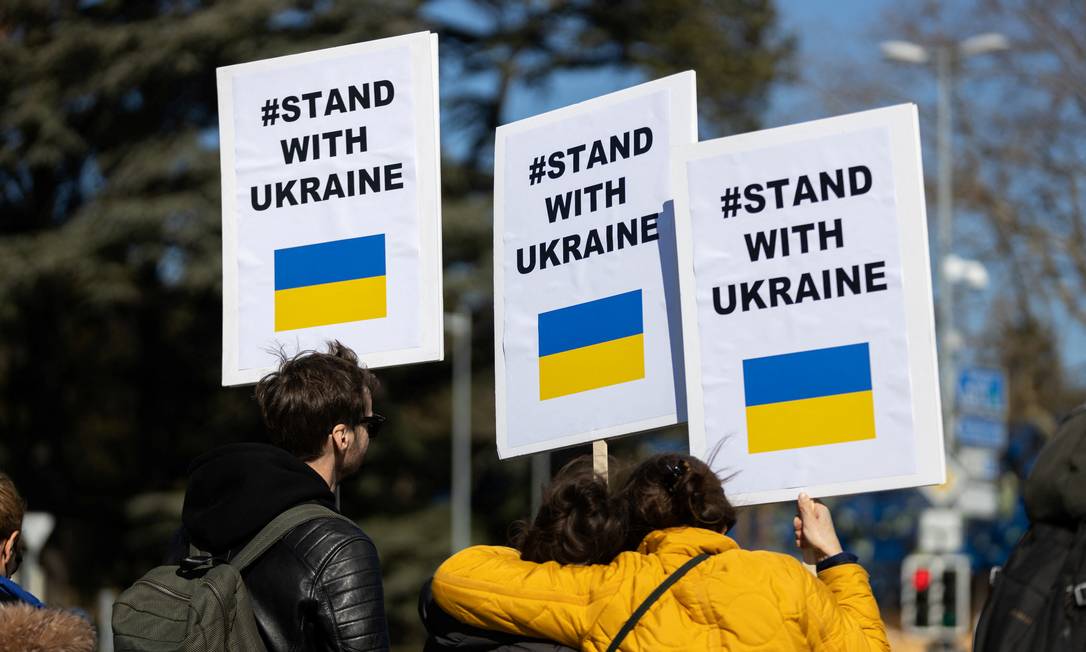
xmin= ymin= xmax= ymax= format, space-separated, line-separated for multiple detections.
xmin=218 ymin=32 xmax=443 ymax=386
xmin=494 ymin=73 xmax=697 ymax=459
xmin=672 ymin=104 xmax=945 ymax=505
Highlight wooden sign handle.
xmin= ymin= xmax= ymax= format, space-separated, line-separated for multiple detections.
xmin=593 ymin=439 xmax=608 ymax=484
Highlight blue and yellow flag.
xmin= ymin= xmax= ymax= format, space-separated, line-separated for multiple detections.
xmin=743 ymin=342 xmax=876 ymax=453
xmin=538 ymin=290 xmax=645 ymax=400
xmin=274 ymin=234 xmax=387 ymax=331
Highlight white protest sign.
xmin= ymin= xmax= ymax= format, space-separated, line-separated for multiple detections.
xmin=495 ymin=73 xmax=696 ymax=458
xmin=218 ymin=32 xmax=442 ymax=385
xmin=673 ymin=104 xmax=944 ymax=504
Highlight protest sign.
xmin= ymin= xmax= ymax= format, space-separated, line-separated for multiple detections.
xmin=673 ymin=104 xmax=944 ymax=504
xmin=495 ymin=73 xmax=696 ymax=459
xmin=218 ymin=32 xmax=442 ymax=385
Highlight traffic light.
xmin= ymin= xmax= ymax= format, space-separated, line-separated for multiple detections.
xmin=912 ymin=567 xmax=930 ymax=627
xmin=902 ymin=553 xmax=970 ymax=636
xmin=942 ymin=567 xmax=958 ymax=628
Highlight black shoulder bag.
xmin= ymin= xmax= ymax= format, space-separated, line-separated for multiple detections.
xmin=605 ymin=552 xmax=710 ymax=652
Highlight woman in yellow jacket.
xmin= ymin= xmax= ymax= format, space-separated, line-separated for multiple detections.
xmin=433 ymin=453 xmax=889 ymax=651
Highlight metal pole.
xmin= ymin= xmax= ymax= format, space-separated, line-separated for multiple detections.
xmin=530 ymin=452 xmax=550 ymax=515
xmin=935 ymin=45 xmax=956 ymax=451
xmin=450 ymin=307 xmax=472 ymax=553
xmin=98 ymin=589 xmax=116 ymax=652
xmin=14 ymin=512 xmax=53 ymax=602
xmin=18 ymin=552 xmax=45 ymax=601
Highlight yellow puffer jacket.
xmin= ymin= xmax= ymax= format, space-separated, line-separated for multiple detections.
xmin=433 ymin=527 xmax=889 ymax=651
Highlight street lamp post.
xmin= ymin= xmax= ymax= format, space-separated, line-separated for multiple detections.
xmin=883 ymin=32 xmax=1007 ymax=652
xmin=446 ymin=306 xmax=473 ymax=553
xmin=881 ymin=33 xmax=1008 ymax=451
xmin=934 ymin=44 xmax=954 ymax=443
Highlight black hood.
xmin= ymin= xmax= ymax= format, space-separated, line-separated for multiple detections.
xmin=1024 ymin=405 xmax=1086 ymax=525
xmin=182 ymin=443 xmax=336 ymax=553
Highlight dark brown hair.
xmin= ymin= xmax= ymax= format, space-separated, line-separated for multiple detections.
xmin=615 ymin=453 xmax=737 ymax=551
xmin=254 ymin=341 xmax=379 ymax=460
xmin=510 ymin=457 xmax=625 ymax=565
xmin=0 ymin=472 xmax=25 ymax=540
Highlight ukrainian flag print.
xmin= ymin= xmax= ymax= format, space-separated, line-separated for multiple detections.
xmin=743 ymin=342 xmax=876 ymax=454
xmin=538 ymin=290 xmax=645 ymax=401
xmin=273 ymin=234 xmax=387 ymax=332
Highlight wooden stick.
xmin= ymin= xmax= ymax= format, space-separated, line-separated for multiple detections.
xmin=593 ymin=439 xmax=608 ymax=484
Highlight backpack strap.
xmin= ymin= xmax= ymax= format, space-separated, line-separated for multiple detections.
xmin=1067 ymin=521 xmax=1086 ymax=606
xmin=605 ymin=553 xmax=710 ymax=652
xmin=230 ymin=503 xmax=354 ymax=571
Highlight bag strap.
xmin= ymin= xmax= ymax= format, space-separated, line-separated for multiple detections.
xmin=230 ymin=503 xmax=353 ymax=571
xmin=605 ymin=553 xmax=710 ymax=652
xmin=1066 ymin=521 xmax=1086 ymax=608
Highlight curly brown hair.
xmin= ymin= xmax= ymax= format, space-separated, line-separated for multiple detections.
xmin=510 ymin=457 xmax=625 ymax=565
xmin=254 ymin=341 xmax=379 ymax=460
xmin=614 ymin=453 xmax=737 ymax=551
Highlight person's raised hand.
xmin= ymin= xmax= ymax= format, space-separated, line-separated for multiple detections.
xmin=792 ymin=492 xmax=843 ymax=565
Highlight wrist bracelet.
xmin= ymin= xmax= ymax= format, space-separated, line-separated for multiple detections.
xmin=816 ymin=551 xmax=858 ymax=573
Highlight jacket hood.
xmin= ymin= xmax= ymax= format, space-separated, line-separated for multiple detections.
xmin=637 ymin=527 xmax=738 ymax=560
xmin=1024 ymin=405 xmax=1086 ymax=524
xmin=0 ymin=576 xmax=44 ymax=608
xmin=0 ymin=603 xmax=95 ymax=652
xmin=182 ymin=442 xmax=336 ymax=553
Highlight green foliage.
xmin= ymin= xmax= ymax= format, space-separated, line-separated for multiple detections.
xmin=436 ymin=0 xmax=793 ymax=190
xmin=0 ymin=0 xmax=790 ymax=645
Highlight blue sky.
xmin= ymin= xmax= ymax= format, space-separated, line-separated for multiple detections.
xmin=766 ymin=0 xmax=896 ymax=125
xmin=425 ymin=0 xmax=1084 ymax=375
xmin=769 ymin=1 xmax=1085 ymax=373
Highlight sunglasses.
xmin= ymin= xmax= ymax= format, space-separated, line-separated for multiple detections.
xmin=358 ymin=413 xmax=387 ymax=438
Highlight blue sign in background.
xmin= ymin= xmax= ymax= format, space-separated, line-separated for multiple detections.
xmin=956 ymin=367 xmax=1008 ymax=449
xmin=956 ymin=415 xmax=1007 ymax=449
xmin=957 ymin=367 xmax=1007 ymax=418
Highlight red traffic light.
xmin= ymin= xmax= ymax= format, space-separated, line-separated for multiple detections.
xmin=913 ymin=568 xmax=931 ymax=592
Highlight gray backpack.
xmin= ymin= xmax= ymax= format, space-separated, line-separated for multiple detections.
xmin=112 ymin=503 xmax=350 ymax=651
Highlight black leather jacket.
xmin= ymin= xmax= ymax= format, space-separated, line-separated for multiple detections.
xmin=419 ymin=578 xmax=574 ymax=652
xmin=177 ymin=443 xmax=390 ymax=652
xmin=242 ymin=516 xmax=389 ymax=652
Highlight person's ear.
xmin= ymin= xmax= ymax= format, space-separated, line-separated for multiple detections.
xmin=330 ymin=423 xmax=352 ymax=454
xmin=1 ymin=530 xmax=18 ymax=572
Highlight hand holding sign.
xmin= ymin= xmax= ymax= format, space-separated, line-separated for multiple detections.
xmin=794 ymin=493 xmax=843 ymax=565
